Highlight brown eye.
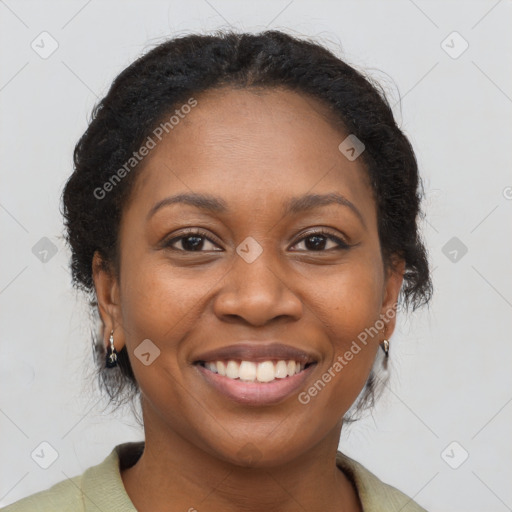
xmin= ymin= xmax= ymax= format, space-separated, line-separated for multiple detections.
xmin=291 ymin=229 xmax=350 ymax=252
xmin=163 ymin=229 xmax=222 ymax=252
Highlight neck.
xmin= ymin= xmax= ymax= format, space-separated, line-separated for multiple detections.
xmin=121 ymin=405 xmax=362 ymax=512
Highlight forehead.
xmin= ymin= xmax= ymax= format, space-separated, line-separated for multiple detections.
xmin=126 ymin=86 xmax=374 ymax=222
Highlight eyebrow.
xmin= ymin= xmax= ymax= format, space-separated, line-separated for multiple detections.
xmin=147 ymin=193 xmax=228 ymax=221
xmin=283 ymin=192 xmax=366 ymax=227
xmin=147 ymin=191 xmax=365 ymax=227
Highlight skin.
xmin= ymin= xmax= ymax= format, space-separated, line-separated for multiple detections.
xmin=93 ymin=86 xmax=404 ymax=512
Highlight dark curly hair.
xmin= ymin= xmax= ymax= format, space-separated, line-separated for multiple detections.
xmin=61 ymin=29 xmax=432 ymax=420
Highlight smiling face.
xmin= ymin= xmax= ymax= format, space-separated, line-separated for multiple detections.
xmin=93 ymin=86 xmax=404 ymax=466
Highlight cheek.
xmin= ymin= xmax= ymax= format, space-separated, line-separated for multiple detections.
xmin=117 ymin=262 xmax=195 ymax=412
xmin=302 ymin=255 xmax=384 ymax=409
xmin=119 ymin=249 xmax=209 ymax=340
xmin=309 ymin=251 xmax=384 ymax=340
xmin=118 ymin=255 xmax=224 ymax=388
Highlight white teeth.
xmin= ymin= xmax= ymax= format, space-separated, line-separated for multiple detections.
xmin=256 ymin=361 xmax=275 ymax=382
xmin=225 ymin=360 xmax=239 ymax=379
xmin=239 ymin=361 xmax=257 ymax=381
xmin=202 ymin=359 xmax=308 ymax=382
xmin=275 ymin=360 xmax=288 ymax=378
xmin=216 ymin=360 xmax=226 ymax=376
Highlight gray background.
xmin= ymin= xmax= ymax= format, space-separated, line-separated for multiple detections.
xmin=1 ymin=1 xmax=511 ymax=511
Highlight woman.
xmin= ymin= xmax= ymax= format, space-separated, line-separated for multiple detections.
xmin=3 ymin=30 xmax=432 ymax=511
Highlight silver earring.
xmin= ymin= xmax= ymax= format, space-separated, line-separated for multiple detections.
xmin=106 ymin=329 xmax=118 ymax=368
xmin=380 ymin=339 xmax=390 ymax=357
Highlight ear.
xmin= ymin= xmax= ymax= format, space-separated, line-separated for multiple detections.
xmin=92 ymin=251 xmax=125 ymax=351
xmin=380 ymin=256 xmax=405 ymax=339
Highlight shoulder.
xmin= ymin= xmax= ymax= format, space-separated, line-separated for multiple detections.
xmin=1 ymin=443 xmax=140 ymax=512
xmin=0 ymin=474 xmax=84 ymax=512
xmin=336 ymin=451 xmax=429 ymax=512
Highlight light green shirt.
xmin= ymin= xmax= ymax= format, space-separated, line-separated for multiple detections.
xmin=1 ymin=442 xmax=427 ymax=511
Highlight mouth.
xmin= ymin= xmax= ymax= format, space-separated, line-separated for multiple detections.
xmin=195 ymin=359 xmax=316 ymax=383
xmin=193 ymin=358 xmax=317 ymax=406
xmin=191 ymin=342 xmax=319 ymax=405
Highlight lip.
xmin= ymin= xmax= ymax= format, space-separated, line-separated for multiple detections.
xmin=195 ymin=362 xmax=317 ymax=406
xmin=192 ymin=342 xmax=318 ymax=365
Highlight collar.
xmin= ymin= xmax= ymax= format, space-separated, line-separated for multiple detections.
xmin=80 ymin=442 xmax=426 ymax=512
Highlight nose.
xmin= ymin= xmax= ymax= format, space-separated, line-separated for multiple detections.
xmin=212 ymin=247 xmax=303 ymax=326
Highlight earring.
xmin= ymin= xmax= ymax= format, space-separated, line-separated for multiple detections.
xmin=106 ymin=329 xmax=118 ymax=368
xmin=380 ymin=338 xmax=390 ymax=357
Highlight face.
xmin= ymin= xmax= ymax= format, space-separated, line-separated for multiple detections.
xmin=94 ymin=87 xmax=403 ymax=467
